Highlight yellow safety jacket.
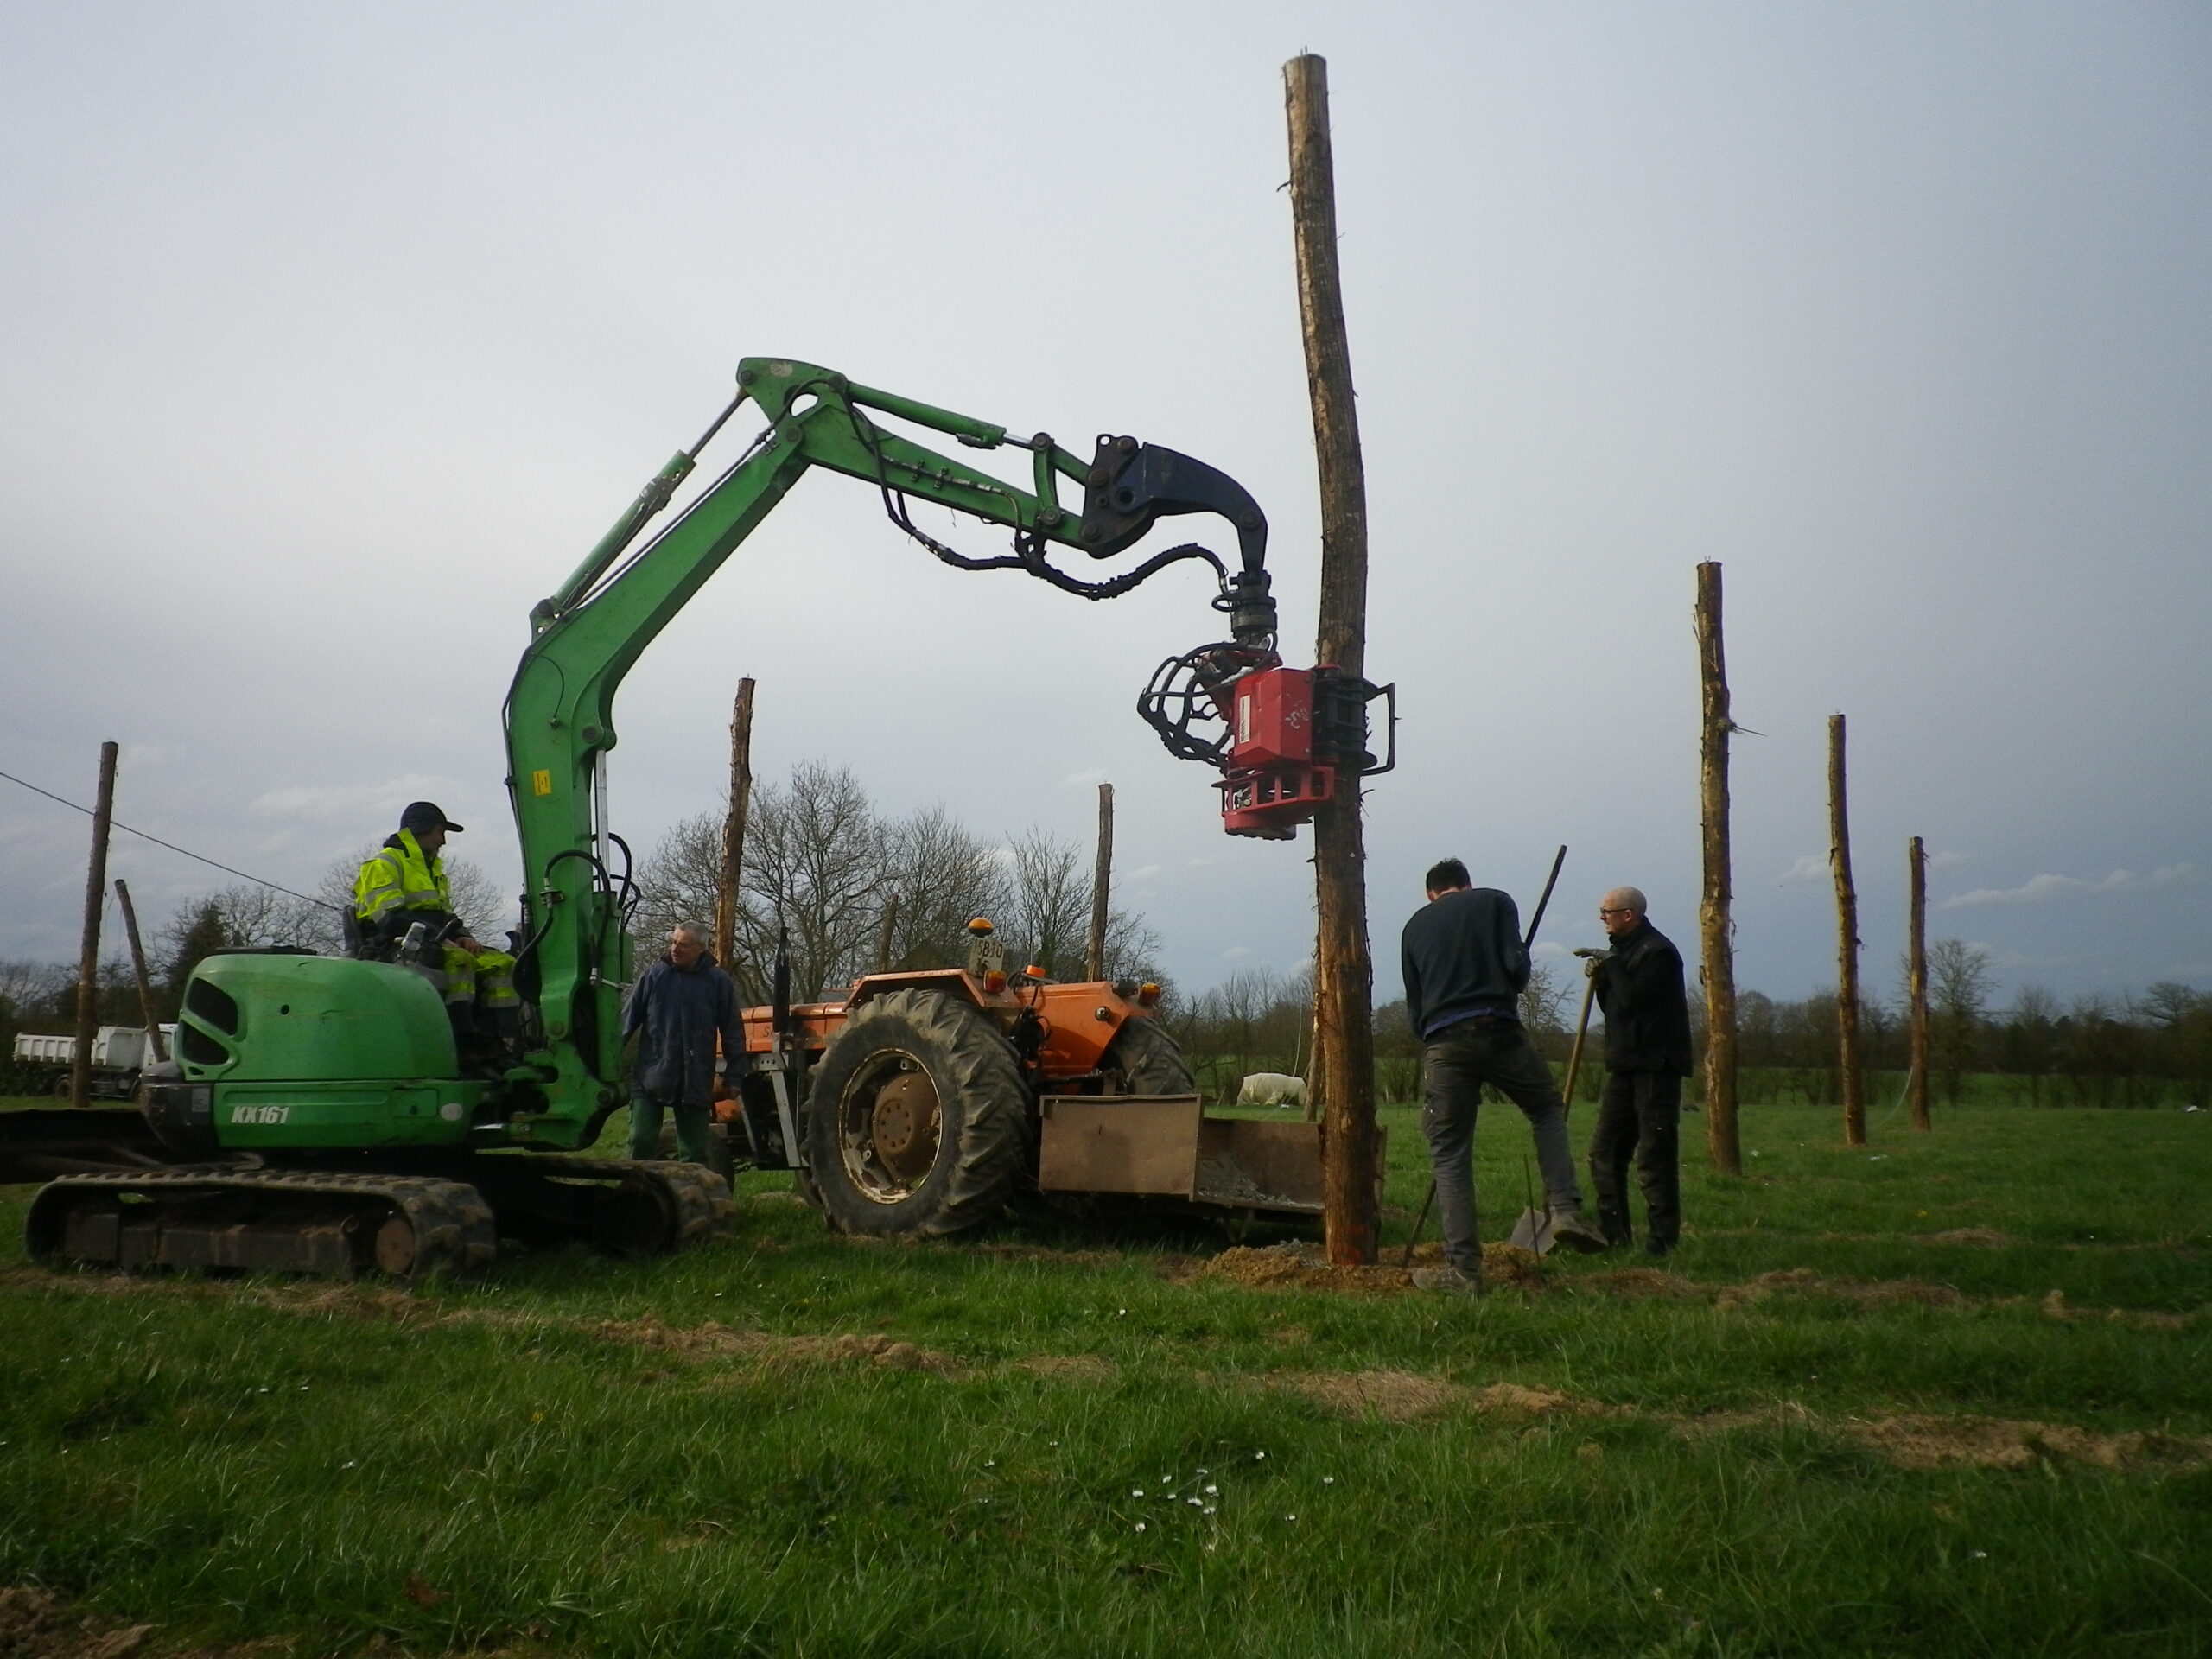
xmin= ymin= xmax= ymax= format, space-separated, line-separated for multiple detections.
xmin=353 ymin=830 xmax=517 ymax=1010
xmin=353 ymin=830 xmax=452 ymax=928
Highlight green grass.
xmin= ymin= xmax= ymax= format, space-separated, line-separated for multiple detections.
xmin=2 ymin=1100 xmax=2209 ymax=1656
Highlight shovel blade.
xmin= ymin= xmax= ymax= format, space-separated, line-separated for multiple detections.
xmin=1508 ymin=1206 xmax=1556 ymax=1255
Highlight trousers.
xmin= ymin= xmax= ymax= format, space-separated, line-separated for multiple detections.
xmin=1588 ymin=1069 xmax=1681 ymax=1249
xmin=627 ymin=1092 xmax=710 ymax=1164
xmin=1419 ymin=1020 xmax=1585 ymax=1277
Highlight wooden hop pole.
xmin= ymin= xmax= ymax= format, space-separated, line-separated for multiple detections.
xmin=1693 ymin=565 xmax=1742 ymax=1174
xmin=1085 ymin=782 xmax=1114 ymax=982
xmin=1286 ymin=52 xmax=1381 ymax=1264
xmin=714 ymin=678 xmax=755 ymax=968
xmin=113 ymin=879 xmax=168 ymax=1063
xmin=1829 ymin=715 xmax=1866 ymax=1147
xmin=1906 ymin=836 xmax=1932 ymax=1131
xmin=70 ymin=741 xmax=120 ymax=1109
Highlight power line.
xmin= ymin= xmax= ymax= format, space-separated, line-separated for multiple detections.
xmin=0 ymin=766 xmax=342 ymax=911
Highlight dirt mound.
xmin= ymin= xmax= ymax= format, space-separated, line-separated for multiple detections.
xmin=1194 ymin=1241 xmax=1544 ymax=1294
xmin=1846 ymin=1414 xmax=2212 ymax=1472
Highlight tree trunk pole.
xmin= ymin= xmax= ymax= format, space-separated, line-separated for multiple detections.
xmin=715 ymin=678 xmax=755 ymax=969
xmin=1694 ymin=564 xmax=1742 ymax=1173
xmin=875 ymin=894 xmax=899 ymax=975
xmin=1287 ymin=53 xmax=1380 ymax=1264
xmin=113 ymin=879 xmax=167 ymax=1063
xmin=1085 ymin=782 xmax=1114 ymax=982
xmin=70 ymin=741 xmax=120 ymax=1109
xmin=1829 ymin=714 xmax=1866 ymax=1147
xmin=1907 ymin=836 xmax=1932 ymax=1131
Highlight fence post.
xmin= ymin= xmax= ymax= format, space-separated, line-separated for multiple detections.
xmin=1694 ymin=565 xmax=1742 ymax=1173
xmin=1907 ymin=836 xmax=1931 ymax=1131
xmin=1830 ymin=715 xmax=1865 ymax=1146
xmin=70 ymin=741 xmax=120 ymax=1109
xmin=1287 ymin=52 xmax=1381 ymax=1263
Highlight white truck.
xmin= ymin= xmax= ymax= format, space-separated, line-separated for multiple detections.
xmin=11 ymin=1027 xmax=176 ymax=1100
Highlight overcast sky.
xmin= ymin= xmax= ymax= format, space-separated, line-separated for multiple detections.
xmin=3 ymin=2 xmax=2208 ymax=1012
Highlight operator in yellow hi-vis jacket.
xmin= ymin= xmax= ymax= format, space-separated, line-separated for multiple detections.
xmin=351 ymin=801 xmax=519 ymax=1061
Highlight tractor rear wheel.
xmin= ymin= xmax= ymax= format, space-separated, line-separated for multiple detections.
xmin=804 ymin=988 xmax=1029 ymax=1237
xmin=1103 ymin=1015 xmax=1197 ymax=1095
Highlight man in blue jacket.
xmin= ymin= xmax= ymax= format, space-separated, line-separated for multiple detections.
xmin=1402 ymin=859 xmax=1608 ymax=1293
xmin=622 ymin=923 xmax=746 ymax=1164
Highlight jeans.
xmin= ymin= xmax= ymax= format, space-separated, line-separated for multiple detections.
xmin=1588 ymin=1070 xmax=1681 ymax=1249
xmin=1420 ymin=1020 xmax=1585 ymax=1277
xmin=626 ymin=1092 xmax=710 ymax=1163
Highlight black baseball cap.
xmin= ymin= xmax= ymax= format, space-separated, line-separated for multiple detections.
xmin=400 ymin=801 xmax=464 ymax=834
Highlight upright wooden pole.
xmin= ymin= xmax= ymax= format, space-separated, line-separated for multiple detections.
xmin=70 ymin=741 xmax=120 ymax=1109
xmin=1693 ymin=565 xmax=1742 ymax=1174
xmin=875 ymin=894 xmax=900 ymax=974
xmin=715 ymin=678 xmax=755 ymax=968
xmin=1829 ymin=714 xmax=1866 ymax=1146
xmin=1906 ymin=836 xmax=1932 ymax=1131
xmin=113 ymin=879 xmax=168 ymax=1063
xmin=1287 ymin=53 xmax=1380 ymax=1264
xmin=1085 ymin=783 xmax=1114 ymax=982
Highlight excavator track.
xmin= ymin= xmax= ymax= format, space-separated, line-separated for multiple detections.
xmin=24 ymin=1168 xmax=498 ymax=1282
xmin=462 ymin=1154 xmax=733 ymax=1256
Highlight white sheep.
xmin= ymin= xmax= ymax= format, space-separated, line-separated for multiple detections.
xmin=1236 ymin=1071 xmax=1307 ymax=1109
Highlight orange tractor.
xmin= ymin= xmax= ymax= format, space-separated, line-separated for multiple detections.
xmin=714 ymin=921 xmax=1327 ymax=1237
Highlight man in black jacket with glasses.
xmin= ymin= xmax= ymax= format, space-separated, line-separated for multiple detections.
xmin=1588 ymin=887 xmax=1694 ymax=1256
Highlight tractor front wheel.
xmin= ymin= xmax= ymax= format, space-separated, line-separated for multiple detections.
xmin=1103 ymin=1014 xmax=1197 ymax=1095
xmin=804 ymin=989 xmax=1029 ymax=1237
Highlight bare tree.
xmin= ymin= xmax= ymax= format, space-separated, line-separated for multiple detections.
xmin=1927 ymin=938 xmax=1993 ymax=1105
xmin=882 ymin=806 xmax=1010 ymax=971
xmin=1003 ymin=827 xmax=1088 ymax=977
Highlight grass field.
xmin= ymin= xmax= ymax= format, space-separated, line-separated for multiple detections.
xmin=2 ymin=1097 xmax=2209 ymax=1657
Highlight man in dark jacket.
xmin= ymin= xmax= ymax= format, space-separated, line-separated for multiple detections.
xmin=1402 ymin=859 xmax=1608 ymax=1294
xmin=622 ymin=923 xmax=746 ymax=1163
xmin=1588 ymin=887 xmax=1694 ymax=1255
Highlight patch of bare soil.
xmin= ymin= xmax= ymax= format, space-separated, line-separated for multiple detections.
xmin=594 ymin=1317 xmax=960 ymax=1375
xmin=1278 ymin=1370 xmax=1583 ymax=1422
xmin=1015 ymin=1354 xmax=1119 ymax=1382
xmin=1570 ymin=1268 xmax=1702 ymax=1299
xmin=1714 ymin=1268 xmax=1967 ymax=1310
xmin=1192 ymin=1241 xmax=1545 ymax=1294
xmin=1844 ymin=1414 xmax=2212 ymax=1472
xmin=0 ymin=1588 xmax=155 ymax=1659
xmin=1922 ymin=1228 xmax=2017 ymax=1246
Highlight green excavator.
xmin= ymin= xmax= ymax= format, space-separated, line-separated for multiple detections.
xmin=23 ymin=357 xmax=1383 ymax=1280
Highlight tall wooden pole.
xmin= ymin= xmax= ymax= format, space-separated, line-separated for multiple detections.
xmin=1693 ymin=565 xmax=1742 ymax=1174
xmin=1085 ymin=783 xmax=1114 ymax=982
xmin=70 ymin=741 xmax=120 ymax=1109
xmin=1906 ymin=836 xmax=1932 ymax=1131
xmin=875 ymin=894 xmax=900 ymax=974
xmin=1829 ymin=714 xmax=1866 ymax=1147
xmin=1287 ymin=53 xmax=1380 ymax=1264
xmin=715 ymin=678 xmax=755 ymax=969
xmin=113 ymin=879 xmax=168 ymax=1063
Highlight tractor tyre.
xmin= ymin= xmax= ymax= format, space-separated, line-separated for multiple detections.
xmin=1103 ymin=1015 xmax=1197 ymax=1095
xmin=804 ymin=988 xmax=1030 ymax=1238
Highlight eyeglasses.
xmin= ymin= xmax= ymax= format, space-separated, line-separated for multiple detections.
xmin=1598 ymin=907 xmax=1633 ymax=917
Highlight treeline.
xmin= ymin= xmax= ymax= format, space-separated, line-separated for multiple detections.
xmin=632 ymin=761 xmax=1161 ymax=1007
xmin=1155 ymin=944 xmax=2212 ymax=1111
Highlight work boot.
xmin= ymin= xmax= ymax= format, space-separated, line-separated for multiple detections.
xmin=1549 ymin=1209 xmax=1611 ymax=1255
xmin=1643 ymin=1236 xmax=1676 ymax=1259
xmin=1410 ymin=1265 xmax=1484 ymax=1296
